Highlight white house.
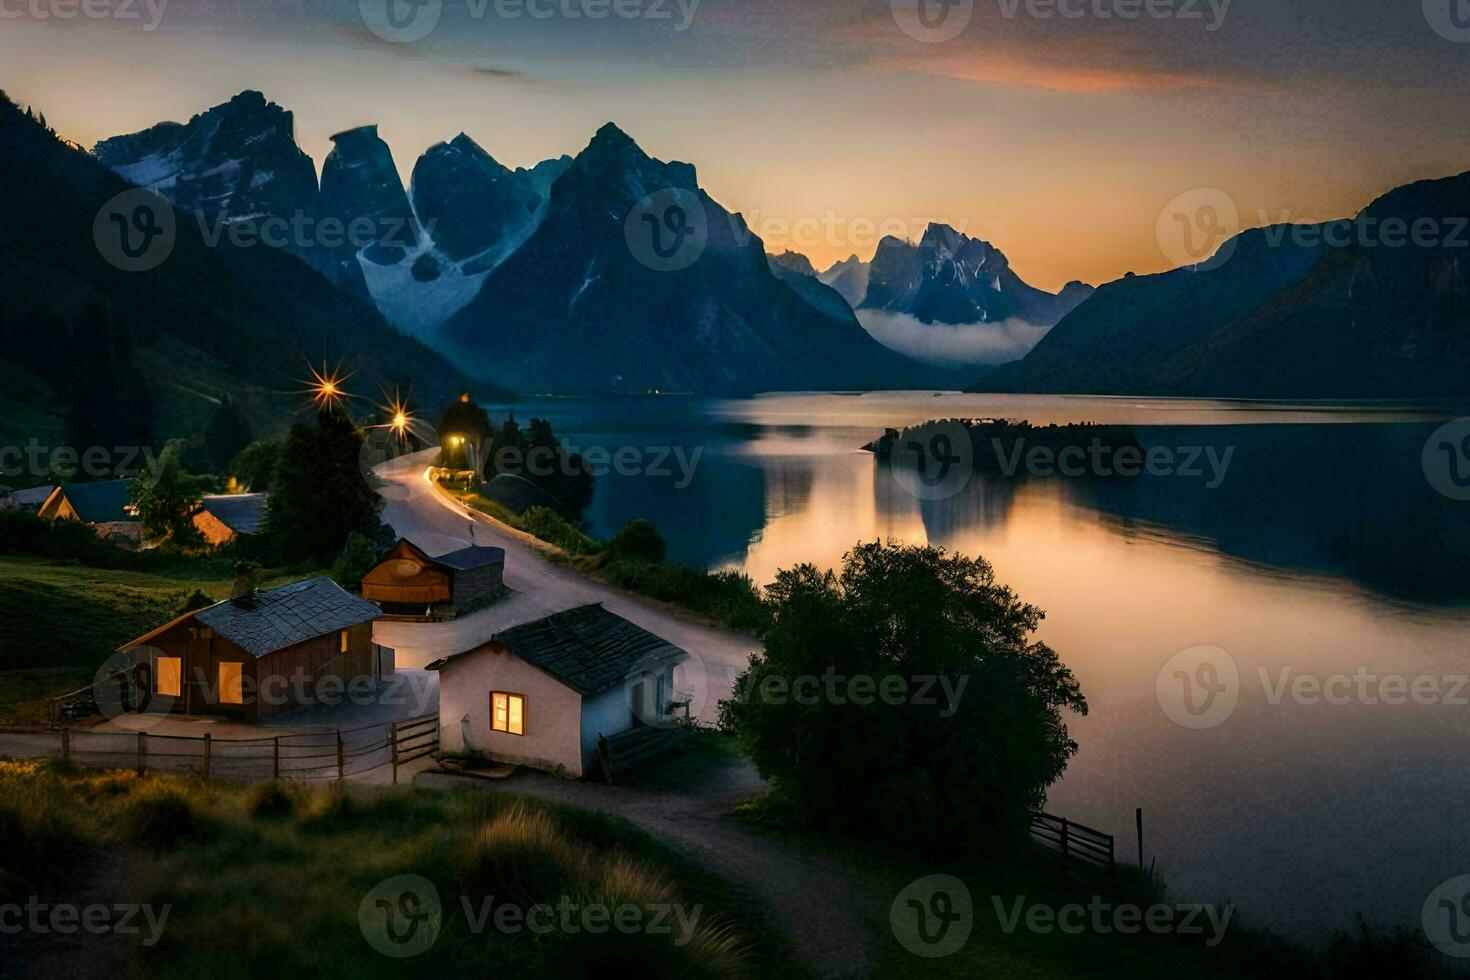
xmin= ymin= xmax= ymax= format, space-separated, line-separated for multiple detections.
xmin=425 ymin=604 xmax=689 ymax=779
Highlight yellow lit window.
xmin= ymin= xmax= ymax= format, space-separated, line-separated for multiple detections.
xmin=219 ymin=662 xmax=244 ymax=705
xmin=491 ymin=692 xmax=525 ymax=736
xmin=339 ymin=630 xmax=349 ymax=654
xmin=155 ymin=656 xmax=181 ymax=697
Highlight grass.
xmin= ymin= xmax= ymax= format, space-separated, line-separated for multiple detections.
xmin=450 ymin=484 xmax=770 ymax=635
xmin=0 ymin=553 xmax=319 ymax=725
xmin=723 ymin=794 xmax=1448 ymax=980
xmin=0 ymin=760 xmax=800 ymax=978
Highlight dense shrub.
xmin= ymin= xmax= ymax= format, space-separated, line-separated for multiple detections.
xmin=719 ymin=542 xmax=1088 ymax=850
xmin=606 ymin=519 xmax=667 ymax=565
xmin=520 ymin=506 xmax=600 ymax=555
xmin=601 ymin=560 xmax=769 ymax=635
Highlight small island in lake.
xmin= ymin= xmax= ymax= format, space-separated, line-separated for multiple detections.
xmin=865 ymin=418 xmax=1146 ymax=477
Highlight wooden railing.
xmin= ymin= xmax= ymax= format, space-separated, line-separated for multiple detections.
xmin=1029 ymin=811 xmax=1116 ymax=870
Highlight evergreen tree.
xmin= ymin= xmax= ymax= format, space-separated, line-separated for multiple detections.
xmin=436 ymin=394 xmax=492 ymax=472
xmin=263 ymin=408 xmax=384 ymax=565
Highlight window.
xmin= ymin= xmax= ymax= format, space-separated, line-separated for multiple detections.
xmin=219 ymin=662 xmax=244 ymax=705
xmin=339 ymin=630 xmax=349 ymax=654
xmin=155 ymin=656 xmax=181 ymax=697
xmin=491 ymin=692 xmax=526 ymax=736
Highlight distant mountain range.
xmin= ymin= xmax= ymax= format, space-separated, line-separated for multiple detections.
xmin=0 ymin=91 xmax=479 ymax=458
xmin=94 ymin=92 xmax=958 ymax=394
xmin=982 ymin=170 xmax=1470 ymax=398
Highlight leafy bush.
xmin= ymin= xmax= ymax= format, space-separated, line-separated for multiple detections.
xmin=606 ymin=519 xmax=667 ymax=564
xmin=520 ymin=506 xmax=600 ymax=555
xmin=602 ymin=560 xmax=769 ymax=635
xmin=246 ymin=781 xmax=298 ymax=821
xmin=718 ymin=541 xmax=1088 ymax=850
xmin=330 ymin=531 xmax=380 ymax=590
xmin=124 ymin=786 xmax=210 ymax=852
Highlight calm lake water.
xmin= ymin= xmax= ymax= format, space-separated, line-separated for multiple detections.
xmin=488 ymin=391 xmax=1470 ymax=942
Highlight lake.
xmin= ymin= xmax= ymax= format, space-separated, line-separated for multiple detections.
xmin=487 ymin=390 xmax=1470 ymax=943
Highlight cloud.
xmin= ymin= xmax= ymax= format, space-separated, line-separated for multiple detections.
xmin=856 ymin=310 xmax=1051 ymax=367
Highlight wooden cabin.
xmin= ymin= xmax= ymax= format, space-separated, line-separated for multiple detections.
xmin=38 ymin=479 xmax=142 ymax=546
xmin=116 ymin=577 xmax=384 ymax=721
xmin=361 ymin=538 xmax=506 ymax=613
xmin=426 ymin=604 xmax=689 ymax=779
xmin=192 ymin=493 xmax=267 ymax=547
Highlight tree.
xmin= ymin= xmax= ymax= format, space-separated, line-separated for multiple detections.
xmin=718 ymin=541 xmax=1087 ymax=850
xmin=229 ymin=439 xmax=282 ymax=492
xmin=129 ymin=440 xmax=208 ymax=546
xmin=331 ymin=531 xmax=380 ymax=590
xmin=262 ymin=408 xmax=384 ymax=565
xmin=436 ymin=394 xmax=492 ymax=472
xmin=606 ymin=519 xmax=666 ymax=564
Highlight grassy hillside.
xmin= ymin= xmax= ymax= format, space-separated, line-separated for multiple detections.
xmin=0 ymin=555 xmax=312 ymax=726
xmin=0 ymin=761 xmax=793 ymax=977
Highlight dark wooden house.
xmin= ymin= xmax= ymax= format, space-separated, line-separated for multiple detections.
xmin=116 ymin=577 xmax=383 ymax=721
xmin=361 ymin=538 xmax=506 ymax=613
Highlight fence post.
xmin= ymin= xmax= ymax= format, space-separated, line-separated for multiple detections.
xmin=137 ymin=732 xmax=146 ymax=776
xmin=1060 ymin=818 xmax=1070 ymax=863
xmin=273 ymin=737 xmax=280 ymax=780
xmin=337 ymin=731 xmax=345 ymax=781
xmin=391 ymin=722 xmax=400 ymax=785
xmin=61 ymin=726 xmax=70 ymax=765
xmin=203 ymin=732 xmax=212 ymax=779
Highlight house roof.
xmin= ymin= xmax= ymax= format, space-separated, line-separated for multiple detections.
xmin=52 ymin=479 xmax=137 ymax=523
xmin=118 ymin=577 xmax=380 ymax=658
xmin=426 ymin=603 xmax=688 ymax=696
xmin=197 ymin=493 xmax=267 ymax=535
xmin=11 ymin=485 xmax=56 ymax=507
xmin=432 ymin=544 xmax=506 ymax=572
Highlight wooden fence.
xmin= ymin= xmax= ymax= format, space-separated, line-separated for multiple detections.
xmin=1029 ymin=811 xmax=1116 ymax=870
xmin=43 ymin=714 xmax=439 ymax=785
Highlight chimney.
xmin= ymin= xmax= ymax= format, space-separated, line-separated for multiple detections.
xmin=230 ymin=561 xmax=259 ymax=607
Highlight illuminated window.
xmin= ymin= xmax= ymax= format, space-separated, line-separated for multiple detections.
xmin=219 ymin=662 xmax=243 ymax=705
xmin=339 ymin=630 xmax=349 ymax=654
xmin=155 ymin=656 xmax=181 ymax=697
xmin=491 ymin=692 xmax=525 ymax=736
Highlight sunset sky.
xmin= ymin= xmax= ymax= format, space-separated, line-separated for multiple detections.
xmin=4 ymin=0 xmax=1469 ymax=289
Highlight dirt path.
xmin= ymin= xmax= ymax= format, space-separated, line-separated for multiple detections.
xmin=416 ymin=759 xmax=876 ymax=978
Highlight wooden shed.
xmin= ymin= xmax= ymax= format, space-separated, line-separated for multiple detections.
xmin=116 ymin=577 xmax=384 ymax=721
xmin=192 ymin=493 xmax=267 ymax=547
xmin=361 ymin=538 xmax=506 ymax=613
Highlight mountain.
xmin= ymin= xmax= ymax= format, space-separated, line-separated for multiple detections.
xmin=93 ymin=91 xmax=322 ymax=270
xmin=861 ymin=223 xmax=1092 ymax=327
xmin=819 ymin=254 xmax=871 ymax=307
xmin=439 ymin=124 xmax=942 ymax=394
xmin=983 ymin=169 xmax=1470 ymax=397
xmin=358 ymin=136 xmax=571 ymax=341
xmin=766 ymin=251 xmax=859 ymax=322
xmin=0 ymin=91 xmax=486 ymax=459
xmin=318 ymin=125 xmax=418 ymax=297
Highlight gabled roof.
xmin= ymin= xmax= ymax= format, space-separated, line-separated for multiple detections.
xmin=118 ymin=577 xmax=380 ymax=658
xmin=11 ymin=485 xmax=56 ymax=507
xmin=426 ymin=604 xmax=687 ymax=696
xmin=50 ymin=479 xmax=137 ymax=523
xmin=432 ymin=544 xmax=506 ymax=572
xmin=197 ymin=493 xmax=267 ymax=535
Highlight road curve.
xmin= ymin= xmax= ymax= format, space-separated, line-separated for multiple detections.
xmin=372 ymin=449 xmax=760 ymax=725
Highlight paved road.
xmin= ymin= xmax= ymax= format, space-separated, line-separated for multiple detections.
xmin=373 ymin=450 xmax=762 ymax=724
